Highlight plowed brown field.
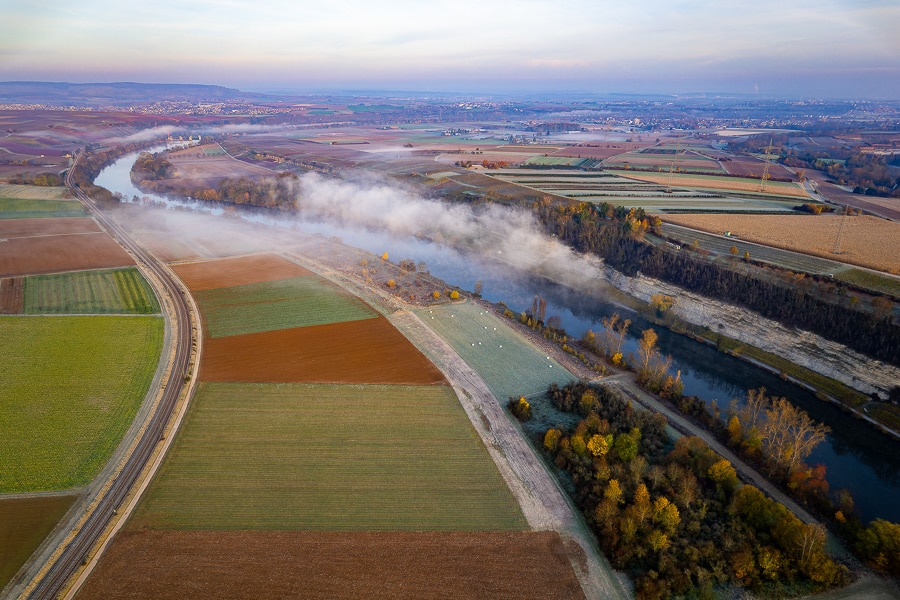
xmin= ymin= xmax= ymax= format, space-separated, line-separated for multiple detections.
xmin=0 ymin=232 xmax=133 ymax=277
xmin=77 ymin=530 xmax=584 ymax=600
xmin=721 ymin=156 xmax=795 ymax=180
xmin=0 ymin=216 xmax=99 ymax=239
xmin=662 ymin=213 xmax=900 ymax=273
xmin=200 ymin=317 xmax=445 ymax=385
xmin=0 ymin=494 xmax=77 ymax=589
xmin=0 ymin=277 xmax=23 ymax=313
xmin=172 ymin=254 xmax=312 ymax=291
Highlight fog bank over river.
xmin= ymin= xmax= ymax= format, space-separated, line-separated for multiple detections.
xmin=95 ymin=151 xmax=900 ymax=524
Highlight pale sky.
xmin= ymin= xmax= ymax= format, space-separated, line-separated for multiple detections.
xmin=1 ymin=0 xmax=898 ymax=98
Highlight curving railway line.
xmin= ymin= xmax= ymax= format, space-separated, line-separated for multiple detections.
xmin=24 ymin=152 xmax=196 ymax=600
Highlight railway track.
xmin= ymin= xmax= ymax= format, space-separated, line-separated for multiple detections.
xmin=24 ymin=153 xmax=195 ymax=600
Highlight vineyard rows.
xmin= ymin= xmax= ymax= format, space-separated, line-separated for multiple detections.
xmin=24 ymin=267 xmax=160 ymax=314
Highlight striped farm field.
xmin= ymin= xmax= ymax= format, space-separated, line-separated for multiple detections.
xmin=0 ymin=198 xmax=87 ymax=219
xmin=0 ymin=494 xmax=77 ymax=589
xmin=0 ymin=316 xmax=163 ymax=492
xmin=0 ymin=183 xmax=70 ymax=200
xmin=607 ymin=170 xmax=808 ymax=198
xmin=23 ymin=267 xmax=160 ymax=314
xmin=191 ymin=276 xmax=378 ymax=338
xmin=416 ymin=302 xmax=575 ymax=400
xmin=128 ymin=382 xmax=526 ymax=531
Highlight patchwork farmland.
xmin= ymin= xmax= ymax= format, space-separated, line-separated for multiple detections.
xmin=81 ymin=251 xmax=589 ymax=598
xmin=490 ymin=169 xmax=806 ymax=213
xmin=0 ymin=184 xmax=166 ymax=591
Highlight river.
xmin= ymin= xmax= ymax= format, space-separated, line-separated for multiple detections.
xmin=96 ymin=149 xmax=900 ymax=524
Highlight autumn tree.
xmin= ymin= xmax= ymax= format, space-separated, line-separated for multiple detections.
xmin=636 ymin=328 xmax=673 ymax=391
xmin=598 ymin=313 xmax=630 ymax=359
xmin=856 ymin=519 xmax=900 ymax=576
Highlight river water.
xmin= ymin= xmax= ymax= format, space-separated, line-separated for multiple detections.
xmin=96 ymin=150 xmax=900 ymax=524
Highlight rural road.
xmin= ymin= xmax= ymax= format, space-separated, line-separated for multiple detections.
xmin=16 ymin=152 xmax=199 ymax=600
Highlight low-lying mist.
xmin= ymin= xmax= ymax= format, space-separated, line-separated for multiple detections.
xmin=295 ymin=172 xmax=603 ymax=286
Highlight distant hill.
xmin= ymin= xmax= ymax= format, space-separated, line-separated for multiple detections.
xmin=0 ymin=81 xmax=268 ymax=106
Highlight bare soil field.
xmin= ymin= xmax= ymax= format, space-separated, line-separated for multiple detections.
xmin=551 ymin=140 xmax=657 ymax=160
xmin=0 ymin=232 xmax=133 ymax=276
xmin=661 ymin=213 xmax=900 ymax=273
xmin=0 ymin=277 xmax=24 ymax=313
xmin=172 ymin=254 xmax=312 ymax=291
xmin=721 ymin=155 xmax=795 ymax=180
xmin=78 ymin=530 xmax=584 ymax=600
xmin=199 ymin=317 xmax=446 ymax=385
xmin=0 ymin=216 xmax=99 ymax=238
xmin=0 ymin=494 xmax=77 ymax=589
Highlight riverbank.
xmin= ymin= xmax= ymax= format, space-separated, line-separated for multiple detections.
xmin=599 ymin=264 xmax=900 ymax=441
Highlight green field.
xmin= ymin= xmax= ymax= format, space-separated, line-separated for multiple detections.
xmin=0 ymin=184 xmax=70 ymax=200
xmin=0 ymin=198 xmax=86 ymax=219
xmin=834 ymin=268 xmax=900 ymax=298
xmin=0 ymin=494 xmax=77 ymax=588
xmin=195 ymin=276 xmax=378 ymax=338
xmin=416 ymin=302 xmax=575 ymax=400
xmin=129 ymin=382 xmax=526 ymax=531
xmin=24 ymin=267 xmax=160 ymax=314
xmin=0 ymin=316 xmax=164 ymax=492
xmin=524 ymin=155 xmax=594 ymax=168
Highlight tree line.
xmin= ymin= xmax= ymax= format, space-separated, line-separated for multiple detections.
xmin=531 ymin=199 xmax=900 ymax=367
xmin=6 ymin=172 xmax=64 ymax=186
